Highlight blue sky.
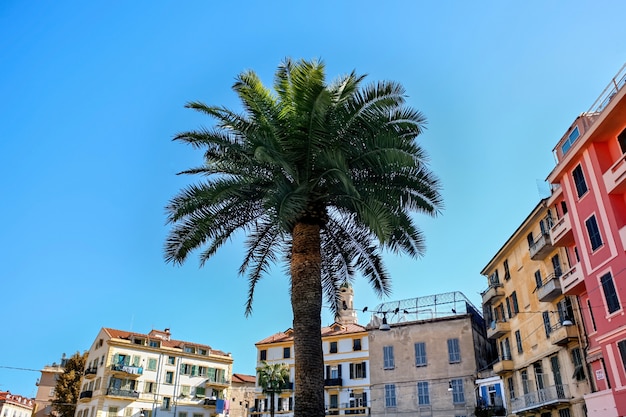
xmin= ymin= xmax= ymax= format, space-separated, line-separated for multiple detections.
xmin=1 ymin=0 xmax=625 ymax=397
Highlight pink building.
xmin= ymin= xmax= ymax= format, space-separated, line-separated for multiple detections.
xmin=547 ymin=63 xmax=626 ymax=417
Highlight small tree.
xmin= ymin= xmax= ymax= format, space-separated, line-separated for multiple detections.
xmin=257 ymin=362 xmax=290 ymax=417
xmin=52 ymin=352 xmax=87 ymax=417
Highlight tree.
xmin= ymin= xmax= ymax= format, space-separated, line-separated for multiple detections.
xmin=52 ymin=352 xmax=87 ymax=417
xmin=165 ymin=58 xmax=442 ymax=417
xmin=257 ymin=361 xmax=290 ymax=417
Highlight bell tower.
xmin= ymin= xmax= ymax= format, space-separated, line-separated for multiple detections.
xmin=335 ymin=283 xmax=358 ymax=325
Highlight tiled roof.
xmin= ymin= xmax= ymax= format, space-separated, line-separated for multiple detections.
xmin=0 ymin=392 xmax=34 ymax=408
xmin=232 ymin=373 xmax=256 ymax=383
xmin=256 ymin=322 xmax=367 ymax=345
xmin=102 ymin=328 xmax=229 ymax=357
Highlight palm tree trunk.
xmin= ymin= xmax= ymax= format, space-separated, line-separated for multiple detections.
xmin=290 ymin=221 xmax=325 ymax=417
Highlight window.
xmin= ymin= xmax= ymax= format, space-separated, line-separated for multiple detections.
xmin=503 ymin=259 xmax=510 ymax=280
xmin=573 ymin=165 xmax=588 ymax=197
xmin=534 ymin=270 xmax=543 ymax=288
xmin=167 ymin=356 xmax=176 ymax=365
xmin=618 ymin=128 xmax=626 ymax=154
xmin=192 ymin=414 xmax=202 ymax=417
xmin=417 ymin=381 xmax=430 ymax=405
xmin=353 ymin=338 xmax=362 ymax=351
xmin=329 ymin=394 xmax=338 ymax=415
xmin=601 ymin=272 xmax=621 ymax=313
xmin=507 ymin=376 xmax=515 ymax=400
xmin=511 ymin=292 xmax=519 ymax=314
xmin=500 ymin=338 xmax=511 ymax=360
xmin=149 ymin=340 xmax=160 ymax=348
xmin=165 ymin=371 xmax=174 ymax=384
xmin=124 ymin=408 xmax=133 ymax=417
xmin=526 ymin=233 xmax=534 ymax=248
xmin=178 ymin=413 xmax=187 ymax=417
xmin=180 ymin=385 xmax=190 ymax=397
xmin=558 ymin=408 xmax=572 ymax=417
xmin=383 ymin=346 xmax=395 ymax=369
xmin=195 ymin=386 xmax=206 ymax=397
xmin=350 ymin=362 xmax=367 ymax=379
xmin=515 ymin=330 xmax=523 ymax=354
xmin=384 ymin=384 xmax=396 ymax=407
xmin=147 ymin=358 xmax=157 ymax=371
xmin=542 ymin=312 xmax=552 ymax=337
xmin=572 ymin=348 xmax=586 ymax=381
xmin=144 ymin=381 xmax=155 ymax=393
xmin=561 ymin=126 xmax=580 ymax=154
xmin=260 ymin=350 xmax=267 ymax=361
xmin=586 ymin=215 xmax=603 ymax=251
xmin=587 ymin=299 xmax=597 ymax=331
xmin=108 ymin=407 xmax=118 ymax=417
xmin=414 ymin=342 xmax=427 ymax=366
xmin=448 ymin=339 xmax=461 ymax=363
xmin=329 ymin=341 xmax=338 ymax=353
xmin=451 ymin=379 xmax=465 ymax=404
xmin=163 ymin=398 xmax=171 ymax=411
xmin=326 ymin=364 xmax=341 ymax=379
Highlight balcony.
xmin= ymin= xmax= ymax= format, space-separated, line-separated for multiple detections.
xmin=78 ymin=391 xmax=93 ymax=400
xmin=529 ymin=232 xmax=553 ymax=260
xmin=493 ymin=357 xmax=514 ymax=375
xmin=84 ymin=367 xmax=98 ymax=378
xmin=550 ymin=213 xmax=574 ymax=246
xmin=603 ymin=154 xmax=626 ymax=194
xmin=324 ymin=378 xmax=343 ymax=387
xmin=537 ymin=274 xmax=563 ymax=302
xmin=203 ymin=397 xmax=219 ymax=407
xmin=105 ymin=388 xmax=139 ymax=399
xmin=205 ymin=377 xmax=230 ymax=388
xmin=620 ymin=225 xmax=626 ymax=252
xmin=560 ymin=263 xmax=585 ymax=295
xmin=487 ymin=319 xmax=510 ymax=339
xmin=110 ymin=364 xmax=143 ymax=377
xmin=482 ymin=284 xmax=504 ymax=304
xmin=550 ymin=323 xmax=578 ymax=346
xmin=510 ymin=384 xmax=571 ymax=414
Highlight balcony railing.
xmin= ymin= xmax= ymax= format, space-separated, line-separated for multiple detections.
xmin=529 ymin=232 xmax=553 ymax=260
xmin=537 ymin=273 xmax=563 ymax=302
xmin=487 ymin=319 xmax=510 ymax=339
xmin=84 ymin=367 xmax=98 ymax=378
xmin=205 ymin=377 xmax=230 ymax=387
xmin=106 ymin=388 xmax=139 ymax=398
xmin=203 ymin=397 xmax=222 ymax=407
xmin=550 ymin=213 xmax=574 ymax=246
xmin=603 ymin=154 xmax=626 ymax=194
xmin=560 ymin=263 xmax=585 ymax=295
xmin=324 ymin=378 xmax=343 ymax=387
xmin=79 ymin=390 xmax=93 ymax=400
xmin=482 ymin=284 xmax=504 ymax=304
xmin=510 ymin=384 xmax=571 ymax=414
xmin=110 ymin=364 xmax=143 ymax=376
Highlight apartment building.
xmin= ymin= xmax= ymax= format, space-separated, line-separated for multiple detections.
xmin=253 ymin=284 xmax=370 ymax=416
xmin=33 ymin=356 xmax=66 ymax=417
xmin=481 ymin=200 xmax=592 ymax=417
xmin=367 ymin=292 xmax=492 ymax=417
xmin=229 ymin=374 xmax=255 ymax=417
xmin=74 ymin=328 xmax=233 ymax=417
xmin=0 ymin=392 xmax=34 ymax=417
xmin=545 ymin=63 xmax=626 ymax=417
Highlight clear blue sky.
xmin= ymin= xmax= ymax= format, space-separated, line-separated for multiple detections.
xmin=1 ymin=0 xmax=625 ymax=397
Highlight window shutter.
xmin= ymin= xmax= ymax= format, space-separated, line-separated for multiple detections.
xmin=349 ymin=364 xmax=354 ymax=379
xmin=325 ymin=365 xmax=330 ymax=379
xmin=338 ymin=364 xmax=342 ymax=378
xmin=363 ymin=362 xmax=367 ymax=377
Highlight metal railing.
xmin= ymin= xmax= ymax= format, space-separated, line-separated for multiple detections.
xmin=510 ymin=384 xmax=570 ymax=413
xmin=587 ymin=63 xmax=626 ymax=114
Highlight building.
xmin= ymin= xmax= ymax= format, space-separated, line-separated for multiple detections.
xmin=475 ymin=374 xmax=507 ymax=417
xmin=74 ymin=328 xmax=233 ymax=417
xmin=481 ymin=200 xmax=592 ymax=417
xmin=546 ymin=63 xmax=626 ymax=416
xmin=33 ymin=357 xmax=66 ymax=417
xmin=0 ymin=392 xmax=35 ymax=417
xmin=253 ymin=284 xmax=370 ymax=416
xmin=229 ymin=374 xmax=255 ymax=417
xmin=367 ymin=291 xmax=492 ymax=417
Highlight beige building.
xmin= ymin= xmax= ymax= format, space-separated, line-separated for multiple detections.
xmin=481 ymin=200 xmax=592 ymax=417
xmin=229 ymin=374 xmax=255 ymax=417
xmin=74 ymin=328 xmax=233 ymax=417
xmin=367 ymin=292 xmax=492 ymax=417
xmin=33 ymin=357 xmax=66 ymax=417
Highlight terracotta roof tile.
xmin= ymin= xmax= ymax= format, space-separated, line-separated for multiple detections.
xmin=256 ymin=322 xmax=366 ymax=345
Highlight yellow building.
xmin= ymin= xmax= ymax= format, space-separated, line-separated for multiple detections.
xmin=481 ymin=199 xmax=591 ymax=417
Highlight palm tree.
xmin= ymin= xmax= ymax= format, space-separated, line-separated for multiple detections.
xmin=257 ymin=361 xmax=290 ymax=417
xmin=165 ymin=58 xmax=442 ymax=417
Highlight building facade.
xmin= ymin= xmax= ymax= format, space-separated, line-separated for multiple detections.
xmin=0 ymin=392 xmax=34 ymax=417
xmin=74 ymin=328 xmax=233 ymax=417
xmin=546 ymin=63 xmax=626 ymax=417
xmin=481 ymin=201 xmax=592 ymax=417
xmin=367 ymin=292 xmax=492 ymax=417
xmin=33 ymin=357 xmax=66 ymax=417
xmin=229 ymin=374 xmax=255 ymax=417
xmin=253 ymin=285 xmax=370 ymax=416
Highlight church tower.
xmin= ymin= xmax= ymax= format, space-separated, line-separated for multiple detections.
xmin=335 ymin=283 xmax=358 ymax=325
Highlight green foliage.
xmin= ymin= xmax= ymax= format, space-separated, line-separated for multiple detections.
xmin=165 ymin=58 xmax=442 ymax=317
xmin=51 ymin=352 xmax=87 ymax=417
xmin=257 ymin=362 xmax=290 ymax=417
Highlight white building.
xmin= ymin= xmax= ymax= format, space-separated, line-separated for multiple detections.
xmin=0 ymin=392 xmax=34 ymax=417
xmin=75 ymin=328 xmax=233 ymax=417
